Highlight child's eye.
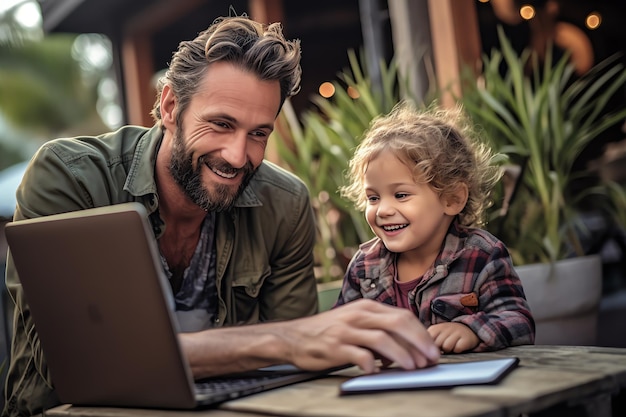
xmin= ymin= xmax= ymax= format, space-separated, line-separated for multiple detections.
xmin=395 ymin=193 xmax=409 ymax=199
xmin=366 ymin=195 xmax=379 ymax=203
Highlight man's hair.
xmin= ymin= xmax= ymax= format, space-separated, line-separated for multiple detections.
xmin=340 ymin=101 xmax=502 ymax=227
xmin=151 ymin=15 xmax=301 ymax=127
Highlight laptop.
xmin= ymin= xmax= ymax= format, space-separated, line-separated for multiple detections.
xmin=5 ymin=202 xmax=343 ymax=409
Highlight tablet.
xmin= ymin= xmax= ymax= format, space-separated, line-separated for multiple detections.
xmin=340 ymin=357 xmax=519 ymax=394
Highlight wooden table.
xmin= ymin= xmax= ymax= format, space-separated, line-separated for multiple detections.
xmin=43 ymin=345 xmax=626 ymax=417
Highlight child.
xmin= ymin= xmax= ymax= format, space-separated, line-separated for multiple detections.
xmin=336 ymin=102 xmax=535 ymax=353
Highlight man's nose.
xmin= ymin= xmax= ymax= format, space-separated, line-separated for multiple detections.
xmin=222 ymin=131 xmax=248 ymax=169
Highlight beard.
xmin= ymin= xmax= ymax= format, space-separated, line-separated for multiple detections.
xmin=169 ymin=128 xmax=257 ymax=212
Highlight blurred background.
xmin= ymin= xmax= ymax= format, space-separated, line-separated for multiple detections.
xmin=1 ymin=2 xmax=626 ymax=406
xmin=1 ymin=0 xmax=625 ymax=178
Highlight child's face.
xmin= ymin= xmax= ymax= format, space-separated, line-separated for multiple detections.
xmin=363 ymin=149 xmax=456 ymax=259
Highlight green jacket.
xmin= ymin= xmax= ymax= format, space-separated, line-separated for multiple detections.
xmin=3 ymin=125 xmax=318 ymax=416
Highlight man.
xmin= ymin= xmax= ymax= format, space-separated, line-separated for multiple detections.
xmin=3 ymin=15 xmax=439 ymax=417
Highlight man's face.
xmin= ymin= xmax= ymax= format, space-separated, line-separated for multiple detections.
xmin=169 ymin=127 xmax=256 ymax=212
xmin=168 ymin=61 xmax=281 ymax=211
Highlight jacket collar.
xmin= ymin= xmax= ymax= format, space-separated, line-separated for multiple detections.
xmin=124 ymin=125 xmax=162 ymax=198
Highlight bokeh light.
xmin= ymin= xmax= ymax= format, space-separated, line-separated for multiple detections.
xmin=347 ymin=86 xmax=360 ymax=99
xmin=13 ymin=1 xmax=41 ymax=29
xmin=585 ymin=12 xmax=601 ymax=30
xmin=519 ymin=5 xmax=536 ymax=20
xmin=319 ymin=82 xmax=335 ymax=98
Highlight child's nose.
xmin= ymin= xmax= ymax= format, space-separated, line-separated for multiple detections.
xmin=376 ymin=200 xmax=395 ymax=217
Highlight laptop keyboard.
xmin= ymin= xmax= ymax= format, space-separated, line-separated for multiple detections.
xmin=195 ymin=373 xmax=292 ymax=396
xmin=192 ymin=364 xmax=349 ymax=404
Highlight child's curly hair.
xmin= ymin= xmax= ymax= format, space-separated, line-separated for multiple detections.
xmin=340 ymin=101 xmax=502 ymax=227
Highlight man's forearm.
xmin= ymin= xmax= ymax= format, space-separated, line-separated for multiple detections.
xmin=179 ymin=322 xmax=290 ymax=378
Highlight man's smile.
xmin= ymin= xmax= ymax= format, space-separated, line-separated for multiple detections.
xmin=206 ymin=162 xmax=238 ymax=179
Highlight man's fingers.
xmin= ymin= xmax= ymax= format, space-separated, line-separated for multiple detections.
xmin=334 ymin=345 xmax=378 ymax=373
xmin=300 ymin=343 xmax=378 ymax=373
xmin=361 ymin=304 xmax=440 ymax=364
xmin=301 ymin=300 xmax=440 ymax=373
xmin=336 ymin=325 xmax=420 ymax=370
xmin=334 ymin=301 xmax=440 ymax=367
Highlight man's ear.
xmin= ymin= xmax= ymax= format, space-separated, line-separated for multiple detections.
xmin=443 ymin=183 xmax=468 ymax=216
xmin=160 ymin=84 xmax=177 ymax=130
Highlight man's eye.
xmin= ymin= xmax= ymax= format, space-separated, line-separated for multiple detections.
xmin=212 ymin=121 xmax=230 ymax=129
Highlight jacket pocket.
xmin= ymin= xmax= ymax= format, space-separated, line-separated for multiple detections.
xmin=430 ymin=292 xmax=478 ymax=321
xmin=231 ymin=267 xmax=271 ymax=323
xmin=232 ymin=268 xmax=270 ymax=297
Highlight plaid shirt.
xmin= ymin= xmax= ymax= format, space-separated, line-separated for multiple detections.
xmin=336 ymin=220 xmax=535 ymax=351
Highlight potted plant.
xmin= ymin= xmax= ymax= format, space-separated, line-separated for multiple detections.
xmin=460 ymin=27 xmax=626 ymax=344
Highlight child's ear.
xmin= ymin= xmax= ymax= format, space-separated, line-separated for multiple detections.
xmin=443 ymin=183 xmax=468 ymax=216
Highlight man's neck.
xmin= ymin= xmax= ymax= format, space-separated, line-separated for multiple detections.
xmin=154 ymin=136 xmax=207 ymax=229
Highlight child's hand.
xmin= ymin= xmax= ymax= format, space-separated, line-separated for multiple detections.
xmin=427 ymin=322 xmax=479 ymax=353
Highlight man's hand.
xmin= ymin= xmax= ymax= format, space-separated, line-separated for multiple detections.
xmin=427 ymin=322 xmax=479 ymax=353
xmin=181 ymin=299 xmax=440 ymax=378
xmin=283 ymin=299 xmax=440 ymax=373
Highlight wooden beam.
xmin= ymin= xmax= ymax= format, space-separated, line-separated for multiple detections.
xmin=427 ymin=0 xmax=481 ymax=108
xmin=451 ymin=0 xmax=482 ymax=77
xmin=249 ymin=0 xmax=284 ymax=25
xmin=121 ymin=33 xmax=154 ymax=127
xmin=120 ymin=0 xmax=206 ymax=126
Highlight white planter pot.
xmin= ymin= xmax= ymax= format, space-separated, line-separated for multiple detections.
xmin=516 ymin=255 xmax=602 ymax=346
